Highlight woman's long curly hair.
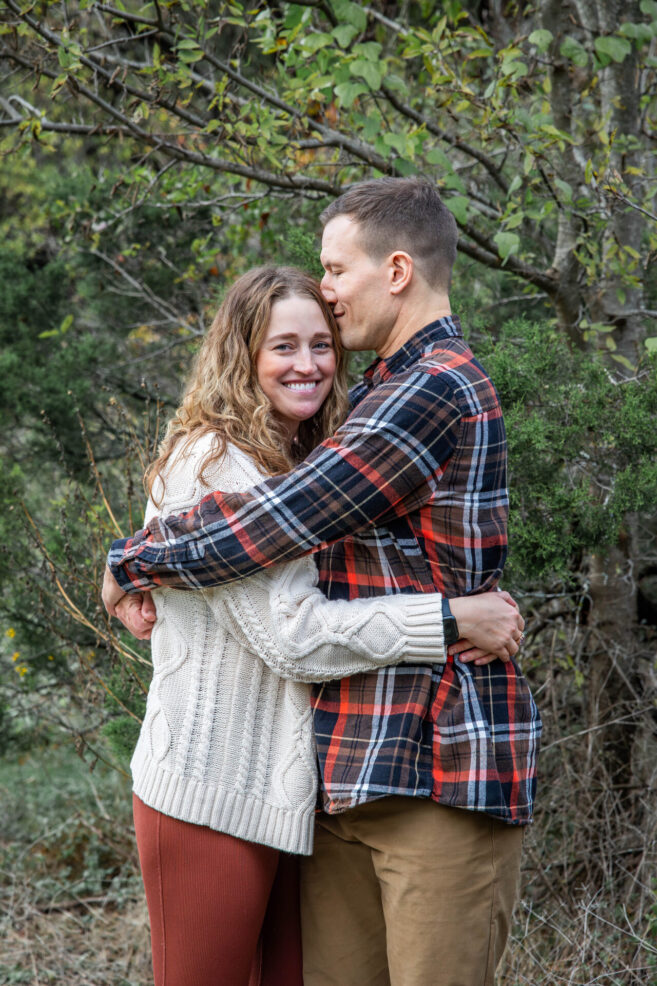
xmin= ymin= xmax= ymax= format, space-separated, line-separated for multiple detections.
xmin=145 ymin=266 xmax=349 ymax=501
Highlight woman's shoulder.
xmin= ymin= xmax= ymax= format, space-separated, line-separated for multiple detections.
xmin=204 ymin=440 xmax=269 ymax=494
xmin=163 ymin=432 xmax=269 ymax=490
xmin=146 ymin=433 xmax=271 ymax=521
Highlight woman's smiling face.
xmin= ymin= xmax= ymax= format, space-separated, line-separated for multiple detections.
xmin=255 ymin=294 xmax=337 ymax=440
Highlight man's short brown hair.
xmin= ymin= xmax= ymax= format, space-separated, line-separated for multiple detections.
xmin=320 ymin=177 xmax=458 ymax=291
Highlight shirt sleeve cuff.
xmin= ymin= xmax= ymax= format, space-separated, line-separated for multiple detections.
xmin=108 ymin=536 xmax=155 ymax=593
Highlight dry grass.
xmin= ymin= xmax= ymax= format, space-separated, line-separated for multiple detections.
xmin=0 ymin=746 xmax=151 ymax=986
xmin=2 ymin=896 xmax=151 ymax=986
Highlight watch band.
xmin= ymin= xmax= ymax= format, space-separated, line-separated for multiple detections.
xmin=441 ymin=597 xmax=460 ymax=647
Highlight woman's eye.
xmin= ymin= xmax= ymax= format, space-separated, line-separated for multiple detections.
xmin=314 ymin=342 xmax=332 ymax=351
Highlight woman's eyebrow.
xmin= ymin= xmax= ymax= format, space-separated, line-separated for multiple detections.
xmin=267 ymin=330 xmax=332 ymax=342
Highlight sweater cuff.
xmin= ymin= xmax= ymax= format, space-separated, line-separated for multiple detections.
xmin=386 ymin=596 xmax=447 ymax=664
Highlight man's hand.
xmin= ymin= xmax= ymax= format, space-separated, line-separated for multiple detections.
xmin=114 ymin=592 xmax=157 ymax=641
xmin=448 ymin=591 xmax=525 ymax=666
xmin=102 ymin=565 xmax=127 ymax=617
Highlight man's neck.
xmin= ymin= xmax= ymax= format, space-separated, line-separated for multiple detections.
xmin=376 ymin=298 xmax=452 ymax=359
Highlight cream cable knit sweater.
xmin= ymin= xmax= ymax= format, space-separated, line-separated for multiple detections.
xmin=131 ymin=434 xmax=445 ymax=855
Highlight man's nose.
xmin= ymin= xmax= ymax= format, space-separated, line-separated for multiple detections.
xmin=320 ymin=271 xmax=335 ymax=302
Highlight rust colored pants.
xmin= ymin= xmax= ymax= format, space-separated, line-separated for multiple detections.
xmin=133 ymin=795 xmax=303 ymax=986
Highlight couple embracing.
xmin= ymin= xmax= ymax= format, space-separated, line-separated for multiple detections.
xmin=104 ymin=177 xmax=541 ymax=986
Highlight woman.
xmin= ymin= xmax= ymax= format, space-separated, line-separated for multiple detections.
xmin=124 ymin=266 xmax=523 ymax=986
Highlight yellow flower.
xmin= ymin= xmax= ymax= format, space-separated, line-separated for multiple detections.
xmin=12 ymin=651 xmax=19 ymax=662
xmin=6 ymin=628 xmax=16 ymax=639
xmin=47 ymin=655 xmax=54 ymax=661
xmin=17 ymin=665 xmax=28 ymax=677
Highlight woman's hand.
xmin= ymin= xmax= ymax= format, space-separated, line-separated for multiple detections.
xmin=448 ymin=591 xmax=524 ymax=666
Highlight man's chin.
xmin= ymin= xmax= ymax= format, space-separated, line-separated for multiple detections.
xmin=338 ymin=325 xmax=362 ymax=351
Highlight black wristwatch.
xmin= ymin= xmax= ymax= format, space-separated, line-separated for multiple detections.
xmin=442 ymin=597 xmax=460 ymax=647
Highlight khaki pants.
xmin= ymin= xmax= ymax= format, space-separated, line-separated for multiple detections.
xmin=301 ymin=797 xmax=524 ymax=986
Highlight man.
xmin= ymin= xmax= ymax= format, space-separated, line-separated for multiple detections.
xmin=104 ymin=178 xmax=540 ymax=986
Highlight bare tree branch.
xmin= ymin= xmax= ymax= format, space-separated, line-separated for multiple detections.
xmin=0 ymin=47 xmax=339 ymax=195
xmin=3 ymin=0 xmax=208 ymax=131
xmin=457 ymin=235 xmax=557 ymax=293
xmin=379 ymin=84 xmax=510 ymax=194
xmin=89 ymin=2 xmax=398 ymax=176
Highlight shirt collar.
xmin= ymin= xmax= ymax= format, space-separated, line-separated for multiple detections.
xmin=362 ymin=315 xmax=463 ymax=389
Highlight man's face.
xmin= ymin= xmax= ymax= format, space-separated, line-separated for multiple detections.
xmin=319 ymin=215 xmax=395 ymax=354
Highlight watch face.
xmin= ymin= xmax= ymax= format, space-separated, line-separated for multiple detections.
xmin=445 ymin=618 xmax=459 ymax=646
xmin=442 ymin=597 xmax=459 ymax=646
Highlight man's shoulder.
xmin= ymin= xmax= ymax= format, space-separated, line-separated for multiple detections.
xmin=362 ymin=347 xmax=498 ymax=407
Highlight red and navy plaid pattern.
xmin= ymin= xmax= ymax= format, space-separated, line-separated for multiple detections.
xmin=110 ymin=317 xmax=540 ymax=824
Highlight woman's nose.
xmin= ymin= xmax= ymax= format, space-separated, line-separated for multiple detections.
xmin=293 ymin=348 xmax=315 ymax=373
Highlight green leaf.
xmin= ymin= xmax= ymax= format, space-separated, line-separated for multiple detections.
xmin=333 ymin=0 xmax=368 ymax=32
xmin=467 ymin=47 xmax=494 ymax=60
xmin=528 ymin=29 xmax=553 ymax=53
xmin=334 ymin=81 xmax=368 ymax=107
xmin=177 ymin=39 xmax=204 ymax=62
xmin=445 ymin=196 xmax=469 ymax=224
xmin=611 ymin=353 xmax=636 ymax=371
xmin=394 ymin=158 xmax=418 ymax=176
xmin=594 ymin=36 xmax=632 ymax=63
xmin=302 ymin=33 xmax=333 ymax=53
xmin=618 ymin=22 xmax=654 ymax=45
xmin=426 ymin=147 xmax=450 ymax=168
xmin=332 ymin=24 xmax=358 ymax=48
xmin=500 ymin=55 xmax=528 ymax=77
xmin=645 ymin=337 xmax=657 ymax=353
xmin=560 ymin=36 xmax=588 ymax=67
xmin=382 ymin=132 xmax=406 ymax=154
xmin=507 ymin=175 xmax=522 ymax=196
xmin=382 ymin=74 xmax=409 ymax=96
xmin=504 ymin=211 xmax=525 ymax=230
xmin=494 ymin=231 xmax=520 ymax=262
xmin=349 ymin=59 xmax=383 ymax=91
xmin=443 ymin=172 xmax=466 ymax=194
xmin=57 ymin=43 xmax=82 ymax=71
xmin=554 ymin=178 xmax=573 ymax=203
xmin=50 ymin=74 xmax=68 ymax=98
xmin=639 ymin=0 xmax=657 ymax=16
xmin=353 ymin=42 xmax=383 ymax=60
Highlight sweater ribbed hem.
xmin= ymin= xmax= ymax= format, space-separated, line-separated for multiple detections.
xmin=392 ymin=596 xmax=447 ymax=663
xmin=132 ymin=752 xmax=315 ymax=856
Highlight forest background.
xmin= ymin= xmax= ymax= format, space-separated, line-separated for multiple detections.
xmin=1 ymin=1 xmax=656 ymax=983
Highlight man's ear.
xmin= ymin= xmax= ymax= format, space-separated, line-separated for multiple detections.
xmin=388 ymin=251 xmax=413 ymax=295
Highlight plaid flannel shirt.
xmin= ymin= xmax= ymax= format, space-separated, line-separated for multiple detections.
xmin=110 ymin=316 xmax=541 ymax=824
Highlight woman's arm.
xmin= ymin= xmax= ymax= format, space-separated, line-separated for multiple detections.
xmin=206 ymin=559 xmax=446 ymax=683
xmin=207 ymin=563 xmax=523 ymax=683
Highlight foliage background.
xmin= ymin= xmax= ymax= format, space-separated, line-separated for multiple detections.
xmin=1 ymin=1 xmax=656 ymax=983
